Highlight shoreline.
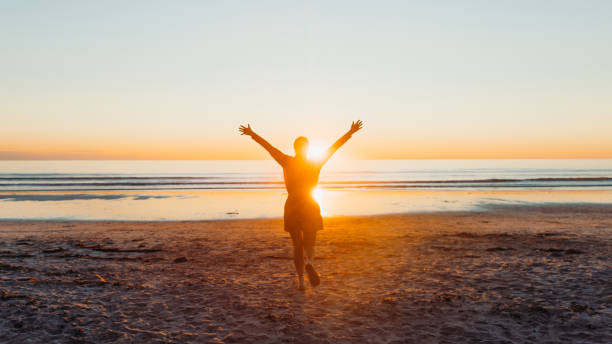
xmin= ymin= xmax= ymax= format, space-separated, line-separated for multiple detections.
xmin=0 ymin=202 xmax=611 ymax=224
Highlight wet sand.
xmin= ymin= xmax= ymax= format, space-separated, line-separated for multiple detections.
xmin=1 ymin=204 xmax=610 ymax=343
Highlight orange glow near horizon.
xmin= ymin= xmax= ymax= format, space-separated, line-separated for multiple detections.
xmin=2 ymin=134 xmax=612 ymax=160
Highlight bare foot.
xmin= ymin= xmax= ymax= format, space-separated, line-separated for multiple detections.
xmin=305 ymin=264 xmax=320 ymax=287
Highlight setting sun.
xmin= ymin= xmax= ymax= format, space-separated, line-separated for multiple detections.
xmin=307 ymin=144 xmax=326 ymax=160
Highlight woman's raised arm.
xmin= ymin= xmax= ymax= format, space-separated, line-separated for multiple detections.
xmin=320 ymin=120 xmax=363 ymax=165
xmin=239 ymin=124 xmax=289 ymax=166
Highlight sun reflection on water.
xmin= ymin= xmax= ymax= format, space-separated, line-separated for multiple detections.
xmin=312 ymin=187 xmax=326 ymax=216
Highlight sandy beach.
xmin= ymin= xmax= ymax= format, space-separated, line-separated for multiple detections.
xmin=1 ymin=204 xmax=610 ymax=343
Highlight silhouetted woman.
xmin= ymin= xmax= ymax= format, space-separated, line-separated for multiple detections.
xmin=239 ymin=120 xmax=363 ymax=290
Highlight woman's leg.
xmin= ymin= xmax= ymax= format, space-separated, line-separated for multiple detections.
xmin=303 ymin=230 xmax=317 ymax=265
xmin=302 ymin=230 xmax=320 ymax=286
xmin=289 ymin=230 xmax=304 ymax=277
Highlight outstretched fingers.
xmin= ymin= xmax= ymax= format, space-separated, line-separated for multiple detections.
xmin=350 ymin=120 xmax=363 ymax=133
xmin=239 ymin=124 xmax=252 ymax=135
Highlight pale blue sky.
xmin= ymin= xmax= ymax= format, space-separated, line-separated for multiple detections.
xmin=1 ymin=1 xmax=611 ymax=159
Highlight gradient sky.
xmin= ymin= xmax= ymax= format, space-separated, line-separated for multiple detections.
xmin=1 ymin=0 xmax=611 ymax=160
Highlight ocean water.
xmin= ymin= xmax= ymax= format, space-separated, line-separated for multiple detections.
xmin=1 ymin=159 xmax=611 ymax=220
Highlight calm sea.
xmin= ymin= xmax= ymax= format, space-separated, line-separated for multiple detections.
xmin=1 ymin=159 xmax=611 ymax=220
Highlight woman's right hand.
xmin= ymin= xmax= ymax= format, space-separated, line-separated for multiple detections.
xmin=239 ymin=124 xmax=254 ymax=136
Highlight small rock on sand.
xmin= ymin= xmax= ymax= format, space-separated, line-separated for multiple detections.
xmin=174 ymin=256 xmax=188 ymax=263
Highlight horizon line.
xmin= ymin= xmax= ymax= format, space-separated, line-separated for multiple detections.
xmin=2 ymin=157 xmax=612 ymax=161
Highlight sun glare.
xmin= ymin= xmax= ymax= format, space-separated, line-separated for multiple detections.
xmin=307 ymin=144 xmax=326 ymax=160
xmin=311 ymin=187 xmax=326 ymax=216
